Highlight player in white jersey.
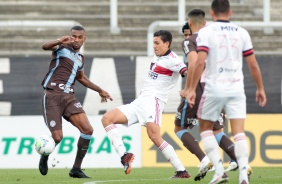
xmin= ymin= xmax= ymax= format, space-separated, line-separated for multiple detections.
xmin=187 ymin=1 xmax=267 ymax=184
xmin=102 ymin=30 xmax=191 ymax=178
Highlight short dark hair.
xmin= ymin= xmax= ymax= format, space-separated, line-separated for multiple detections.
xmin=153 ymin=30 xmax=172 ymax=48
xmin=188 ymin=9 xmax=205 ymax=19
xmin=211 ymin=0 xmax=230 ymax=15
xmin=182 ymin=22 xmax=190 ymax=34
xmin=71 ymin=25 xmax=85 ymax=31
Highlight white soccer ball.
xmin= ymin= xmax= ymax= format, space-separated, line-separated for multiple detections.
xmin=35 ymin=135 xmax=55 ymax=155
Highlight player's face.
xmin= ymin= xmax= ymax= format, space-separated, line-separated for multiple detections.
xmin=153 ymin=36 xmax=169 ymax=56
xmin=183 ymin=29 xmax=191 ymax=39
xmin=70 ymin=29 xmax=86 ymax=51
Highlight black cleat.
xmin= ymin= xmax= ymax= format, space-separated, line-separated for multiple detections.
xmin=69 ymin=167 xmax=90 ymax=178
xmin=39 ymin=155 xmax=49 ymax=176
xmin=170 ymin=170 xmax=191 ymax=178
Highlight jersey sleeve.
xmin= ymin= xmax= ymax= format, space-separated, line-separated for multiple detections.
xmin=242 ymin=29 xmax=254 ymax=57
xmin=169 ymin=57 xmax=187 ymax=77
xmin=188 ymin=36 xmax=197 ymax=53
xmin=182 ymin=39 xmax=190 ymax=55
xmin=196 ymin=28 xmax=209 ymax=53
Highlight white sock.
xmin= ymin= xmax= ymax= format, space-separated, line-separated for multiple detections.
xmin=200 ymin=130 xmax=224 ymax=176
xmin=234 ymin=133 xmax=249 ymax=182
xmin=105 ymin=124 xmax=126 ymax=157
xmin=159 ymin=141 xmax=186 ymax=171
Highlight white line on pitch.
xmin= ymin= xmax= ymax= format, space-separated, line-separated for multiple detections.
xmin=83 ymin=178 xmax=170 ymax=184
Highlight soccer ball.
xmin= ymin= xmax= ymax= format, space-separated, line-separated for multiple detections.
xmin=35 ymin=135 xmax=55 ymax=155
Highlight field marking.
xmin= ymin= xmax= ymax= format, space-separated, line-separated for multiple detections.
xmin=83 ymin=178 xmax=169 ymax=184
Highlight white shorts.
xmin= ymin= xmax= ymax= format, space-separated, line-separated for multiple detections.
xmin=197 ymin=94 xmax=246 ymax=122
xmin=118 ymin=95 xmax=165 ymax=127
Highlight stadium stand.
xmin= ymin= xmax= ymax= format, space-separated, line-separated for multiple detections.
xmin=0 ymin=0 xmax=281 ymax=56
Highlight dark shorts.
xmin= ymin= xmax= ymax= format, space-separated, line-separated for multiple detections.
xmin=42 ymin=89 xmax=85 ymax=131
xmin=174 ymin=82 xmax=225 ymax=131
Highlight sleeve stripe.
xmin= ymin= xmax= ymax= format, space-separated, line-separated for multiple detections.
xmin=179 ymin=67 xmax=187 ymax=75
xmin=197 ymin=46 xmax=209 ymax=53
xmin=243 ymin=49 xmax=254 ymax=57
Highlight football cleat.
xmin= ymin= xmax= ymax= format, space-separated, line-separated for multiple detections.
xmin=225 ymin=161 xmax=238 ymax=172
xmin=39 ymin=155 xmax=49 ymax=175
xmin=209 ymin=172 xmax=228 ymax=184
xmin=121 ymin=152 xmax=135 ymax=174
xmin=170 ymin=170 xmax=191 ymax=178
xmin=195 ymin=156 xmax=213 ymax=181
xmin=69 ymin=167 xmax=90 ymax=178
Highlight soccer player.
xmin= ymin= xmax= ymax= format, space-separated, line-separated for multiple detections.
xmin=39 ymin=25 xmax=113 ymax=178
xmin=102 ymin=30 xmax=191 ymax=178
xmin=187 ymin=1 xmax=267 ymax=184
xmin=175 ymin=9 xmax=238 ymax=182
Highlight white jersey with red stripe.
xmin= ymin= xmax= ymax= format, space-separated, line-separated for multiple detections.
xmin=197 ymin=20 xmax=254 ymax=96
xmin=140 ymin=50 xmax=186 ymax=103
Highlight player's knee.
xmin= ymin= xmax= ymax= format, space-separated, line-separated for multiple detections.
xmin=52 ymin=134 xmax=63 ymax=144
xmin=83 ymin=126 xmax=93 ymax=135
xmin=101 ymin=113 xmax=113 ymax=127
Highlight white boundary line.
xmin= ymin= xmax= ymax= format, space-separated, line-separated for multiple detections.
xmin=84 ymin=178 xmax=170 ymax=184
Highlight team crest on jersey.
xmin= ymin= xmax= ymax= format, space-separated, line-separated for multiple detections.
xmin=148 ymin=70 xmax=158 ymax=80
xmin=50 ymin=120 xmax=56 ymax=127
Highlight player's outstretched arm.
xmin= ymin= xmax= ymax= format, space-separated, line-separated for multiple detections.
xmin=76 ymin=71 xmax=113 ymax=102
xmin=245 ymin=54 xmax=267 ymax=107
xmin=42 ymin=36 xmax=74 ymax=51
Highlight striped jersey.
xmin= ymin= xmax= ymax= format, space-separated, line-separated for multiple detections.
xmin=197 ymin=20 xmax=254 ymax=96
xmin=140 ymin=50 xmax=187 ymax=103
xmin=41 ymin=45 xmax=84 ymax=93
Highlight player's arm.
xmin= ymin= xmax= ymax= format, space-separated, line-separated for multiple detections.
xmin=76 ymin=71 xmax=113 ymax=102
xmin=42 ymin=36 xmax=74 ymax=51
xmin=187 ymin=51 xmax=206 ymax=108
xmin=185 ymin=51 xmax=198 ymax=90
xmin=245 ymin=54 xmax=267 ymax=107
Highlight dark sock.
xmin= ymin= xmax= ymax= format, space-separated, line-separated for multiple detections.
xmin=181 ymin=132 xmax=206 ymax=161
xmin=219 ymin=135 xmax=237 ymax=161
xmin=73 ymin=136 xmax=90 ymax=169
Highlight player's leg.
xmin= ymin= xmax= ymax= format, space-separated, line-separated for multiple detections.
xmin=68 ymin=112 xmax=93 ymax=178
xmin=102 ymin=107 xmax=134 ymax=174
xmin=198 ymin=96 xmax=228 ymax=183
xmin=230 ymin=118 xmax=250 ymax=183
xmin=213 ymin=113 xmax=238 ymax=171
xmin=39 ymin=90 xmax=63 ymax=176
xmin=174 ymin=99 xmax=211 ymax=181
xmin=146 ymin=122 xmax=191 ymax=179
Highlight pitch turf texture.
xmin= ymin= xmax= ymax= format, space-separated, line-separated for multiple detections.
xmin=0 ymin=167 xmax=281 ymax=184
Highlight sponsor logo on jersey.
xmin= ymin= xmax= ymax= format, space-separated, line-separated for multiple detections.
xmin=148 ymin=70 xmax=158 ymax=80
xmin=74 ymin=102 xmax=82 ymax=108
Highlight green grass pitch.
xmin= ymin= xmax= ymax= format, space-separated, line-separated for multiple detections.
xmin=0 ymin=167 xmax=281 ymax=184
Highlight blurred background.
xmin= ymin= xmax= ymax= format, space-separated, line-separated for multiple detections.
xmin=0 ymin=0 xmax=281 ymax=169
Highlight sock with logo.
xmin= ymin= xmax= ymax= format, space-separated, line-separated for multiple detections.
xmin=201 ymin=130 xmax=224 ymax=176
xmin=234 ymin=133 xmax=249 ymax=182
xmin=73 ymin=133 xmax=91 ymax=169
xmin=159 ymin=141 xmax=186 ymax=171
xmin=105 ymin=124 xmax=126 ymax=157
xmin=215 ymin=132 xmax=237 ymax=161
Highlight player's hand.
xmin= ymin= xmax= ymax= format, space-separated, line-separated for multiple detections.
xmin=58 ymin=36 xmax=74 ymax=44
xmin=179 ymin=89 xmax=188 ymax=98
xmin=99 ymin=90 xmax=113 ymax=103
xmin=187 ymin=90 xmax=196 ymax=108
xmin=256 ymin=89 xmax=267 ymax=107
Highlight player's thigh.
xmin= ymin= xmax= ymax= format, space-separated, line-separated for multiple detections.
xmin=225 ymin=96 xmax=246 ymax=119
xmin=175 ymin=98 xmax=198 ymax=129
xmin=42 ymin=91 xmax=63 ymax=131
xmin=103 ymin=108 xmax=129 ymax=125
xmin=198 ymin=95 xmax=225 ymax=122
xmin=68 ymin=112 xmax=93 ymax=134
